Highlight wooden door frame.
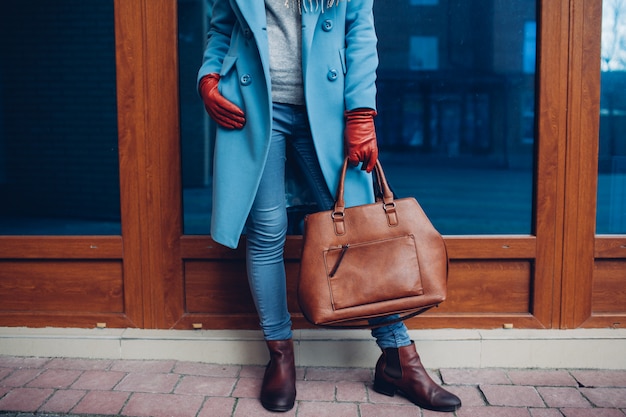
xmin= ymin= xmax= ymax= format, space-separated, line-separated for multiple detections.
xmin=561 ymin=0 xmax=626 ymax=329
xmin=114 ymin=0 xmax=185 ymax=329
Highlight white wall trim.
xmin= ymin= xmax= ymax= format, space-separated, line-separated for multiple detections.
xmin=1 ymin=327 xmax=625 ymax=369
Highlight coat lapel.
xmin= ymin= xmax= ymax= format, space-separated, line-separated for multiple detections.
xmin=301 ymin=8 xmax=322 ymax=73
xmin=232 ymin=0 xmax=266 ymax=35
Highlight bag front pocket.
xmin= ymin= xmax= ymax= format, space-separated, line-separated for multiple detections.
xmin=323 ymin=234 xmax=424 ymax=310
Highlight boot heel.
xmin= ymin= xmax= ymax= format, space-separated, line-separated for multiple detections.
xmin=373 ymin=377 xmax=397 ymax=397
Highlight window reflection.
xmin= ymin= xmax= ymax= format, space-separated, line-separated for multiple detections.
xmin=180 ymin=0 xmax=536 ymax=235
xmin=597 ymin=0 xmax=626 ymax=234
xmin=0 ymin=0 xmax=120 ymax=235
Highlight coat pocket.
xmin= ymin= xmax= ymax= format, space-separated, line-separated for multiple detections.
xmin=339 ymin=48 xmax=347 ymax=74
xmin=220 ymin=55 xmax=238 ymax=77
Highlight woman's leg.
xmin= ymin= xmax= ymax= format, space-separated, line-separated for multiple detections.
xmin=247 ymin=103 xmax=297 ymax=412
xmin=245 ymin=104 xmax=292 ymax=342
xmin=370 ymin=318 xmax=412 ymax=349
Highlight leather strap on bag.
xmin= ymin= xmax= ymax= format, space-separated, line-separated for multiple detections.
xmin=332 ymin=158 xmax=398 ymax=235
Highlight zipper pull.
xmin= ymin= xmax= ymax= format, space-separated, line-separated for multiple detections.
xmin=329 ymin=244 xmax=349 ymax=277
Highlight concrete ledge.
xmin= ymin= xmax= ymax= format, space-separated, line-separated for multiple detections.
xmin=1 ymin=327 xmax=625 ymax=369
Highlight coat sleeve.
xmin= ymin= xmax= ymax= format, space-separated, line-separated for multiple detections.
xmin=343 ymin=0 xmax=378 ymax=112
xmin=197 ymin=0 xmax=237 ymax=87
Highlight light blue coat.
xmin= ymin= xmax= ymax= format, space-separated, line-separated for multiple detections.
xmin=198 ymin=0 xmax=378 ymax=249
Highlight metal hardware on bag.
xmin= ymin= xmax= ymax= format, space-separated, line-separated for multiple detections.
xmin=383 ymin=201 xmax=399 ymax=226
xmin=331 ymin=210 xmax=346 ymax=235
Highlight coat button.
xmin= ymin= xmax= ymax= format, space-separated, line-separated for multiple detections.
xmin=240 ymin=74 xmax=252 ymax=85
xmin=327 ymin=69 xmax=338 ymax=81
xmin=243 ymin=28 xmax=252 ymax=39
xmin=322 ymin=19 xmax=333 ymax=31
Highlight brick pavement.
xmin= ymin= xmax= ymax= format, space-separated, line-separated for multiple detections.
xmin=0 ymin=356 xmax=625 ymax=417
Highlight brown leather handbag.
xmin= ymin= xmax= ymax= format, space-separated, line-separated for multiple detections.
xmin=297 ymin=158 xmax=448 ymax=328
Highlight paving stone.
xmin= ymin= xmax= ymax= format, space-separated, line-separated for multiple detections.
xmin=114 ymin=372 xmax=180 ymax=394
xmin=70 ymin=370 xmax=126 ymax=390
xmin=448 ymin=385 xmax=487 ymax=407
xmin=335 ymin=381 xmax=368 ymax=402
xmin=1 ymin=355 xmax=625 ymax=417
xmin=529 ymin=409 xmax=565 ymax=417
xmin=571 ymin=370 xmax=626 ymax=388
xmin=296 ymin=401 xmax=358 ymax=417
xmin=71 ymin=390 xmax=129 ymax=415
xmin=442 ymin=368 xmax=511 ymax=385
xmin=456 ymin=406 xmax=532 ymax=417
xmin=26 ymin=369 xmax=82 ymax=389
xmin=294 ymin=380 xmax=336 ymax=401
xmin=560 ymin=408 xmax=626 ymax=417
xmin=233 ymin=397 xmax=296 ymax=417
xmin=173 ymin=361 xmax=240 ymax=377
xmin=359 ymin=403 xmax=421 ymax=417
xmin=423 ymin=409 xmax=460 ymax=417
xmin=238 ymin=365 xmax=265 ymax=379
xmin=0 ymin=357 xmax=50 ymax=369
xmin=480 ymin=384 xmax=545 ymax=407
xmin=121 ymin=392 xmax=205 ymax=417
xmin=0 ymin=387 xmax=54 ymax=412
xmin=37 ymin=389 xmax=86 ymax=413
xmin=579 ymin=387 xmax=626 ymax=408
xmin=507 ymin=370 xmax=579 ymax=387
xmin=366 ymin=384 xmax=415 ymax=405
xmin=0 ymin=368 xmax=14 ymax=381
xmin=304 ymin=367 xmax=372 ymax=382
xmin=174 ymin=375 xmax=237 ymax=396
xmin=110 ymin=360 xmax=176 ymax=374
xmin=197 ymin=397 xmax=237 ymax=417
xmin=0 ymin=369 xmax=42 ymax=387
xmin=231 ymin=376 xmax=261 ymax=398
xmin=537 ymin=386 xmax=591 ymax=408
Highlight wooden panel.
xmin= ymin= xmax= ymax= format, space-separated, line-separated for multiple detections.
xmin=184 ymin=260 xmax=301 ymax=315
xmin=0 ymin=260 xmax=124 ymax=313
xmin=559 ymin=0 xmax=602 ymax=328
xmin=532 ymin=0 xmax=570 ymax=329
xmin=592 ymin=260 xmax=626 ymax=313
xmin=434 ymin=260 xmax=531 ymax=314
xmin=444 ymin=237 xmax=535 ymax=259
xmin=595 ymin=236 xmax=626 ymax=258
xmin=185 ymin=261 xmax=255 ymax=314
xmin=115 ymin=0 xmax=184 ymax=328
xmin=182 ymin=236 xmax=537 ymax=260
xmin=0 ymin=237 xmax=123 ymax=259
xmin=180 ymin=257 xmax=535 ymax=329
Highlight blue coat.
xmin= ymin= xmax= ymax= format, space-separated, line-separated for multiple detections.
xmin=198 ymin=0 xmax=378 ymax=249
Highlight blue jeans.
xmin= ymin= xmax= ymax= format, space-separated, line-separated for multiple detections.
xmin=245 ymin=102 xmax=411 ymax=349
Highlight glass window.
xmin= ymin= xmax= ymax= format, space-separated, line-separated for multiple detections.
xmin=0 ymin=0 xmax=120 ymax=235
xmin=597 ymin=0 xmax=626 ymax=234
xmin=180 ymin=0 xmax=536 ymax=235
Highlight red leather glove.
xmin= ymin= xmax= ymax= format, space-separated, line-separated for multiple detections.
xmin=199 ymin=73 xmax=246 ymax=129
xmin=344 ymin=108 xmax=379 ymax=173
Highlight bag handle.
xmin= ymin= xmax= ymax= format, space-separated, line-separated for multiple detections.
xmin=332 ymin=158 xmax=399 ymax=235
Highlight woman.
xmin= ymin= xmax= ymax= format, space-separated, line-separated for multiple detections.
xmin=198 ymin=0 xmax=461 ymax=412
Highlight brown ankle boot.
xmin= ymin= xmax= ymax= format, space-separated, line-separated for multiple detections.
xmin=261 ymin=339 xmax=296 ymax=412
xmin=374 ymin=342 xmax=461 ymax=412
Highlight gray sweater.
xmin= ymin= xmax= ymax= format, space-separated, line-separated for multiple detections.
xmin=265 ymin=0 xmax=305 ymax=105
